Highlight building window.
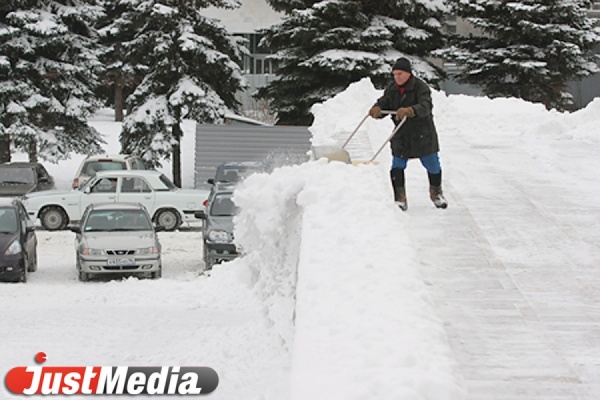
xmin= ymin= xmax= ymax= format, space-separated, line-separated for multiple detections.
xmin=444 ymin=15 xmax=457 ymax=35
xmin=237 ymin=33 xmax=277 ymax=74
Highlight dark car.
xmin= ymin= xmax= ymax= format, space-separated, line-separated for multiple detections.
xmin=0 ymin=197 xmax=37 ymax=282
xmin=0 ymin=162 xmax=55 ymax=197
xmin=195 ymin=182 xmax=239 ymax=270
xmin=207 ymin=161 xmax=268 ymax=186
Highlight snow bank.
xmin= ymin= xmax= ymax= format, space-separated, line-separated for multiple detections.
xmin=529 ymin=97 xmax=600 ymax=143
xmin=232 ymin=159 xmax=466 ymax=399
xmin=230 ymin=165 xmax=305 ymax=350
xmin=231 ymin=78 xmax=468 ymax=398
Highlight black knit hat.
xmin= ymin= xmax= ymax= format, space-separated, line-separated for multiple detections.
xmin=392 ymin=57 xmax=412 ymax=73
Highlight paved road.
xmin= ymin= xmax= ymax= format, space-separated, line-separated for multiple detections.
xmin=400 ymin=135 xmax=600 ymax=399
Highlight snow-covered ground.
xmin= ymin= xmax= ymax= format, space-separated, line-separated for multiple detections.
xmin=1 ymin=78 xmax=599 ymax=399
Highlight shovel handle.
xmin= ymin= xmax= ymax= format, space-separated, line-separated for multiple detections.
xmin=369 ymin=116 xmax=407 ymax=162
xmin=341 ymin=114 xmax=369 ymax=149
xmin=341 ymin=110 xmax=397 ymax=149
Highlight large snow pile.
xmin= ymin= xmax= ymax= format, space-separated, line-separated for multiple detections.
xmin=229 ymin=77 xmax=600 ymax=399
xmin=231 ymin=79 xmax=468 ymax=399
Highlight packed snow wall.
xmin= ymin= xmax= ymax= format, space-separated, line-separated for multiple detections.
xmin=231 ymin=160 xmax=467 ymax=399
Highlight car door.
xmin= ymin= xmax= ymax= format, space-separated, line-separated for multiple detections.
xmin=116 ymin=177 xmax=156 ymax=213
xmin=79 ymin=177 xmax=118 ymax=215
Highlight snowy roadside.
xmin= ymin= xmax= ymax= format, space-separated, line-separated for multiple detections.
xmin=0 ymin=229 xmax=292 ymax=400
xmin=3 ymin=77 xmax=599 ymax=399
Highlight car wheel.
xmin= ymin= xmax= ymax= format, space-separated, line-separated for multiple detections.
xmin=27 ymin=248 xmax=38 ymax=272
xmin=155 ymin=209 xmax=180 ymax=231
xmin=17 ymin=259 xmax=27 ymax=283
xmin=151 ymin=265 xmax=162 ymax=279
xmin=203 ymin=246 xmax=214 ymax=271
xmin=77 ymin=258 xmax=89 ymax=282
xmin=78 ymin=269 xmax=90 ymax=282
xmin=202 ymin=243 xmax=210 ymax=271
xmin=40 ymin=206 xmax=68 ymax=231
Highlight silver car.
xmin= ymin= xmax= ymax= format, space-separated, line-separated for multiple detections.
xmin=195 ymin=183 xmax=239 ymax=270
xmin=70 ymin=203 xmax=164 ymax=281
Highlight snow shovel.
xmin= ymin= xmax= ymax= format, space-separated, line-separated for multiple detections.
xmin=311 ymin=110 xmax=406 ymax=164
xmin=367 ymin=115 xmax=407 ymax=163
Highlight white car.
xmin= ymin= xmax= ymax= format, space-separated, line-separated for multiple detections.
xmin=72 ymin=154 xmax=146 ymax=189
xmin=22 ymin=170 xmax=209 ymax=231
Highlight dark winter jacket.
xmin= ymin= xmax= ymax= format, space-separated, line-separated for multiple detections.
xmin=374 ymin=76 xmax=439 ymax=159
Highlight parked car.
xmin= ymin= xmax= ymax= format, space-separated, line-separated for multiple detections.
xmin=69 ymin=203 xmax=163 ymax=281
xmin=195 ymin=182 xmax=239 ymax=270
xmin=22 ymin=170 xmax=209 ymax=231
xmin=207 ymin=161 xmax=268 ymax=186
xmin=72 ymin=154 xmax=146 ymax=189
xmin=0 ymin=162 xmax=55 ymax=196
xmin=0 ymin=197 xmax=37 ymax=282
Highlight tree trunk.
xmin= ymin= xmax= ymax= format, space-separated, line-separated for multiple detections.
xmin=0 ymin=135 xmax=10 ymax=163
xmin=172 ymin=124 xmax=182 ymax=188
xmin=113 ymin=42 xmax=125 ymax=122
xmin=114 ymin=74 xmax=124 ymax=122
xmin=28 ymin=140 xmax=38 ymax=162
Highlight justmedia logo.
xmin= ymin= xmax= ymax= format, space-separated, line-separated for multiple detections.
xmin=5 ymin=353 xmax=218 ymax=395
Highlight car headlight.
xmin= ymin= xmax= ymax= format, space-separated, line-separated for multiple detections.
xmin=136 ymin=246 xmax=159 ymax=255
xmin=207 ymin=229 xmax=230 ymax=243
xmin=4 ymin=240 xmax=22 ymax=256
xmin=82 ymin=248 xmax=105 ymax=256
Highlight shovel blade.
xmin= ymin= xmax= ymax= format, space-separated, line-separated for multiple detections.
xmin=311 ymin=146 xmax=351 ymax=163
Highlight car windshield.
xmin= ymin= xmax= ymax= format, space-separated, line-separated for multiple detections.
xmin=215 ymin=164 xmax=264 ymax=183
xmin=82 ymin=161 xmax=126 ymax=177
xmin=0 ymin=167 xmax=35 ymax=184
xmin=210 ymin=193 xmax=236 ymax=216
xmin=0 ymin=208 xmax=18 ymax=233
xmin=84 ymin=210 xmax=152 ymax=232
xmin=77 ymin=177 xmax=95 ymax=191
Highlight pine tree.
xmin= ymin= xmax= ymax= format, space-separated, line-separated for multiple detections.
xmin=119 ymin=0 xmax=247 ymax=187
xmin=257 ymin=0 xmax=448 ymax=125
xmin=96 ymin=0 xmax=146 ymax=122
xmin=437 ymin=0 xmax=600 ymax=110
xmin=0 ymin=0 xmax=105 ymax=162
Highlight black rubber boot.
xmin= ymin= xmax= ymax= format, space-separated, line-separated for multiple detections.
xmin=391 ymin=169 xmax=407 ymax=211
xmin=428 ymin=172 xmax=448 ymax=209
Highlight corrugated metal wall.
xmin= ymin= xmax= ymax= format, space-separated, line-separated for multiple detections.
xmin=194 ymin=124 xmax=311 ymax=189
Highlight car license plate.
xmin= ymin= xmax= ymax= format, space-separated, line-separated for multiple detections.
xmin=107 ymin=258 xmax=135 ymax=266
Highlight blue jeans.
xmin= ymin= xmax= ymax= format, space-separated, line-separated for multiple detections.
xmin=391 ymin=153 xmax=441 ymax=174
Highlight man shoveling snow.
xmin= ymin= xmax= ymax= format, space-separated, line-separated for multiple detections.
xmin=369 ymin=57 xmax=448 ymax=211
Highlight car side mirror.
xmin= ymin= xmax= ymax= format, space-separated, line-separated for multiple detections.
xmin=69 ymin=226 xmax=81 ymax=234
xmin=207 ymin=178 xmax=215 ymax=185
xmin=39 ymin=176 xmax=49 ymax=183
xmin=154 ymin=225 xmax=166 ymax=232
xmin=195 ymin=211 xmax=207 ymax=220
xmin=25 ymin=225 xmax=35 ymax=233
xmin=83 ymin=186 xmax=91 ymax=194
